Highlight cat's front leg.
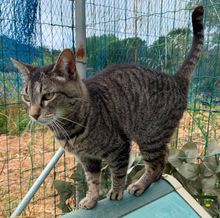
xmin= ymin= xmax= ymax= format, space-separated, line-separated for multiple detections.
xmin=78 ymin=157 xmax=102 ymax=209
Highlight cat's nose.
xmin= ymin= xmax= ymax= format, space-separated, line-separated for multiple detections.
xmin=32 ymin=114 xmax=40 ymax=120
xmin=30 ymin=106 xmax=41 ymax=120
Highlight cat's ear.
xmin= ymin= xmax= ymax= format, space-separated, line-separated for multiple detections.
xmin=10 ymin=58 xmax=35 ymax=80
xmin=52 ymin=49 xmax=79 ymax=81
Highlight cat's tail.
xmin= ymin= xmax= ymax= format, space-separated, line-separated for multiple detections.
xmin=174 ymin=6 xmax=204 ymax=81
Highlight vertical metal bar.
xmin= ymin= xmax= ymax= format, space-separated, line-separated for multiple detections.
xmin=75 ymin=0 xmax=86 ymax=79
xmin=75 ymin=0 xmax=86 ymax=205
xmin=11 ymin=148 xmax=65 ymax=217
xmin=134 ymin=0 xmax=137 ymax=64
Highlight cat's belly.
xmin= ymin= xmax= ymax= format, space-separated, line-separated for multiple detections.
xmin=57 ymin=137 xmax=102 ymax=159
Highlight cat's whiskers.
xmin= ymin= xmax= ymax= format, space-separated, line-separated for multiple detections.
xmin=58 ymin=116 xmax=85 ymax=128
xmin=50 ymin=122 xmax=60 ymax=139
xmin=55 ymin=119 xmax=65 ymax=125
xmin=20 ymin=119 xmax=33 ymax=137
xmin=51 ymin=122 xmax=68 ymax=144
xmin=50 ymin=118 xmax=71 ymax=142
xmin=50 ymin=120 xmax=64 ymax=139
xmin=17 ymin=117 xmax=29 ymax=125
xmin=30 ymin=120 xmax=35 ymax=133
xmin=54 ymin=120 xmax=71 ymax=141
xmin=24 ymin=120 xmax=32 ymax=133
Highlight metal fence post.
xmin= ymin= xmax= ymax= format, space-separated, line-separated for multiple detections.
xmin=75 ymin=0 xmax=86 ymax=79
xmin=75 ymin=0 xmax=87 ymax=205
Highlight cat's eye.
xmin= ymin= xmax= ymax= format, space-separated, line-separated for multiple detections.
xmin=42 ymin=93 xmax=55 ymax=101
xmin=23 ymin=95 xmax=31 ymax=102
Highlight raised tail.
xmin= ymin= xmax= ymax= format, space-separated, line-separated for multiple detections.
xmin=174 ymin=6 xmax=204 ymax=81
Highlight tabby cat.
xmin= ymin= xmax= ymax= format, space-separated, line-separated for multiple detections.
xmin=11 ymin=6 xmax=204 ymax=209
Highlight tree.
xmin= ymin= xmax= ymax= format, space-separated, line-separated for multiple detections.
xmin=86 ymin=34 xmax=117 ymax=72
xmin=147 ymin=27 xmax=192 ymax=74
xmin=86 ymin=34 xmax=147 ymax=75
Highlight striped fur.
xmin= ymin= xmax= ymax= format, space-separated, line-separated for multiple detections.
xmin=12 ymin=6 xmax=204 ymax=209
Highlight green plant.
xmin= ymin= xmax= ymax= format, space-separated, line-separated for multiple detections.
xmin=166 ymin=140 xmax=220 ymax=217
xmin=53 ymin=180 xmax=75 ymax=213
xmin=0 ymin=105 xmax=30 ymax=134
xmin=186 ymin=109 xmax=220 ymax=143
xmin=53 ymin=163 xmax=86 ymax=213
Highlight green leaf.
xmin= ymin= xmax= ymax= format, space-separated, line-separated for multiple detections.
xmin=127 ymin=164 xmax=144 ymax=178
xmin=192 ymin=194 xmax=218 ymax=200
xmin=206 ymin=202 xmax=220 ymax=217
xmin=53 ymin=180 xmax=73 ymax=194
xmin=76 ymin=163 xmax=83 ymax=174
xmin=168 ymin=148 xmax=186 ymax=168
xmin=201 ymin=176 xmax=217 ymax=193
xmin=70 ymin=172 xmax=83 ymax=181
xmin=203 ymin=162 xmax=215 ymax=175
xmin=204 ymin=140 xmax=220 ymax=167
xmin=177 ymin=163 xmax=199 ymax=181
xmin=206 ymin=140 xmax=220 ymax=156
xmin=77 ymin=184 xmax=87 ymax=194
xmin=164 ymin=162 xmax=173 ymax=174
xmin=133 ymin=168 xmax=145 ymax=181
xmin=54 ymin=182 xmax=74 ymax=213
xmin=205 ymin=156 xmax=217 ymax=168
xmin=57 ymin=193 xmax=71 ymax=213
xmin=173 ymin=171 xmax=200 ymax=195
xmin=211 ymin=189 xmax=220 ymax=204
xmin=126 ymin=164 xmax=145 ymax=186
xmin=60 ymin=192 xmax=71 ymax=203
xmin=199 ymin=162 xmax=213 ymax=177
xmin=127 ymin=165 xmax=145 ymax=185
xmin=181 ymin=142 xmax=198 ymax=163
xmin=211 ymin=207 xmax=220 ymax=217
xmin=216 ymin=165 xmax=220 ymax=174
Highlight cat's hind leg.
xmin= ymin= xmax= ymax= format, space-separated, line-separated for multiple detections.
xmin=106 ymin=145 xmax=130 ymax=201
xmin=78 ymin=157 xmax=102 ymax=209
xmin=128 ymin=142 xmax=169 ymax=196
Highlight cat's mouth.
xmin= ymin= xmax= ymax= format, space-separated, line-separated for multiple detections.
xmin=29 ymin=116 xmax=54 ymax=126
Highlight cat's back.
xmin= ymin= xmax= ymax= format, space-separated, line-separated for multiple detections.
xmin=84 ymin=64 xmax=171 ymax=88
xmin=83 ymin=63 xmax=182 ymax=98
xmin=83 ymin=64 xmax=188 ymax=120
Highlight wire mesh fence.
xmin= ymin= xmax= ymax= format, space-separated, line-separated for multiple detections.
xmin=0 ymin=0 xmax=219 ymax=217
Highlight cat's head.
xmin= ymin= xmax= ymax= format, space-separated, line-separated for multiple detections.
xmin=11 ymin=49 xmax=86 ymax=126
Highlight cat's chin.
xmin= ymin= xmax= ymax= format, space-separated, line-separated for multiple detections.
xmin=37 ymin=121 xmax=50 ymax=126
xmin=35 ymin=120 xmax=51 ymax=126
xmin=30 ymin=117 xmax=51 ymax=126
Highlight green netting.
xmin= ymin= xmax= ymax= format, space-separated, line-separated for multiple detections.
xmin=0 ymin=0 xmax=219 ymax=217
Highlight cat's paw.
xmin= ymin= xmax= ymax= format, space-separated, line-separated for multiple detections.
xmin=127 ymin=182 xmax=147 ymax=196
xmin=107 ymin=189 xmax=123 ymax=200
xmin=79 ymin=197 xmax=98 ymax=210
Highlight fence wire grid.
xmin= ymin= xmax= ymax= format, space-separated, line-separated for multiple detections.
xmin=0 ymin=0 xmax=219 ymax=217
